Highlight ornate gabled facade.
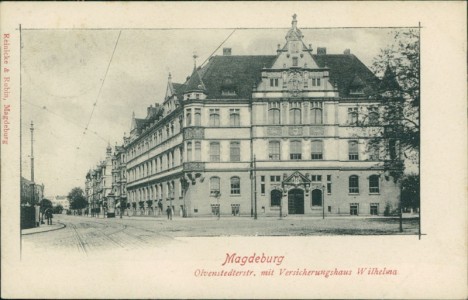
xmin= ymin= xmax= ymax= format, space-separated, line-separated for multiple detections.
xmin=85 ymin=144 xmax=114 ymax=217
xmin=95 ymin=15 xmax=400 ymax=218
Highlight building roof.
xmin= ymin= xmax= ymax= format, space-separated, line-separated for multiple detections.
xmin=312 ymin=54 xmax=380 ymax=97
xmin=199 ymin=55 xmax=277 ymax=99
xmin=170 ymin=54 xmax=378 ymax=99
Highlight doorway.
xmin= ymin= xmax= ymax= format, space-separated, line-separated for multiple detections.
xmin=288 ymin=189 xmax=304 ymax=214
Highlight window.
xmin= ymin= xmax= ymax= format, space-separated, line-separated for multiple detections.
xmin=348 ymin=141 xmax=359 ymax=160
xmin=186 ymin=142 xmax=192 ymax=162
xmin=269 ymin=108 xmax=280 ymax=125
xmin=210 ymin=142 xmax=220 ymax=162
xmin=349 ymin=175 xmax=359 ymax=194
xmin=327 ymin=175 xmax=332 ymax=194
xmin=303 ymin=72 xmax=309 ymax=88
xmin=229 ymin=109 xmax=240 ymax=127
xmin=311 ymin=189 xmax=322 ymax=206
xmin=370 ymin=203 xmax=379 ymax=215
xmin=270 ymin=190 xmax=282 ymax=207
xmin=289 ymin=102 xmax=301 ymax=124
xmin=268 ymin=102 xmax=281 ymax=125
xmin=368 ymin=107 xmax=379 ymax=125
xmin=270 ymin=175 xmax=281 ymax=182
xmin=348 ymin=107 xmax=358 ymax=125
xmin=231 ymin=204 xmax=240 ymax=216
xmin=194 ymin=108 xmax=201 ymax=126
xmin=290 ymin=140 xmax=302 ymax=160
xmin=368 ymin=144 xmax=380 ymax=161
xmin=270 ymin=78 xmax=279 ymax=87
xmin=194 ymin=142 xmax=201 ymax=161
xmin=292 ymin=57 xmax=298 ymax=66
xmin=389 ymin=139 xmax=398 ymax=160
xmin=311 ymin=175 xmax=322 ymax=182
xmin=312 ymin=78 xmax=322 ymax=86
xmin=260 ymin=176 xmax=265 ymax=195
xmin=310 ymin=102 xmax=323 ymax=124
xmin=210 ymin=177 xmax=220 ymax=195
xmin=350 ymin=203 xmax=359 ymax=216
xmin=186 ymin=109 xmax=192 ymax=126
xmin=311 ymin=141 xmax=323 ymax=160
xmin=268 ymin=141 xmax=281 ymax=160
xmin=369 ymin=175 xmax=380 ymax=193
xmin=211 ymin=204 xmax=220 ymax=215
xmin=209 ymin=109 xmax=220 ymax=127
xmin=230 ymin=177 xmax=240 ymax=195
xmin=230 ymin=141 xmax=240 ymax=162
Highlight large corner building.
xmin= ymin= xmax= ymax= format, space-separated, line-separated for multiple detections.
xmin=91 ymin=16 xmax=400 ymax=218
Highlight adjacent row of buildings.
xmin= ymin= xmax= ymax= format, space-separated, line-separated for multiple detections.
xmin=85 ymin=15 xmax=400 ymax=218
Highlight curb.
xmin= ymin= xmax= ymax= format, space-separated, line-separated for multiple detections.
xmin=21 ymin=222 xmax=66 ymax=235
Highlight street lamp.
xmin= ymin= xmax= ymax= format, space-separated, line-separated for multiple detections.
xmin=322 ymin=184 xmax=325 ymax=219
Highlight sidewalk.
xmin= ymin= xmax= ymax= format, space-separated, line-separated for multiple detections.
xmin=21 ymin=222 xmax=65 ymax=235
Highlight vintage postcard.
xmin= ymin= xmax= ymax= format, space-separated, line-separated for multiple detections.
xmin=1 ymin=2 xmax=466 ymax=299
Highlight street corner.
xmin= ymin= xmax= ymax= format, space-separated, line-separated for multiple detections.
xmin=21 ymin=222 xmax=66 ymax=235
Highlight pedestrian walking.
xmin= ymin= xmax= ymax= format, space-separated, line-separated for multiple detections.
xmin=158 ymin=200 xmax=163 ymax=216
xmin=45 ymin=209 xmax=53 ymax=225
xmin=166 ymin=206 xmax=172 ymax=220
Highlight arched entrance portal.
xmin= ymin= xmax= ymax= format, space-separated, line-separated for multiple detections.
xmin=288 ymin=189 xmax=304 ymax=214
xmin=311 ymin=189 xmax=322 ymax=207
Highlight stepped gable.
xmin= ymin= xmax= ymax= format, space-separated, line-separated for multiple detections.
xmin=312 ymin=54 xmax=380 ymax=97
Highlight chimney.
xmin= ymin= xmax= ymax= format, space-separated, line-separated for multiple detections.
xmin=317 ymin=47 xmax=327 ymax=55
xmin=223 ymin=48 xmax=232 ymax=56
xmin=344 ymin=49 xmax=351 ymax=55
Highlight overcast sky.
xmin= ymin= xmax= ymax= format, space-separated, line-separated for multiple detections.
xmin=21 ymin=26 xmax=397 ymax=197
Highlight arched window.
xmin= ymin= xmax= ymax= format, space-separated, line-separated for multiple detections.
xmin=311 ymin=140 xmax=323 ymax=160
xmin=186 ymin=109 xmax=192 ymax=126
xmin=369 ymin=175 xmax=380 ymax=193
xmin=368 ymin=107 xmax=379 ymax=125
xmin=268 ymin=108 xmax=280 ymax=125
xmin=270 ymin=190 xmax=282 ymax=206
xmin=349 ymin=175 xmax=359 ymax=194
xmin=210 ymin=177 xmax=220 ymax=195
xmin=186 ymin=142 xmax=192 ymax=162
xmin=230 ymin=141 xmax=240 ymax=162
xmin=348 ymin=107 xmax=358 ymax=125
xmin=311 ymin=108 xmax=322 ymax=124
xmin=209 ymin=109 xmax=220 ymax=127
xmin=210 ymin=142 xmax=220 ymax=162
xmin=268 ymin=141 xmax=280 ymax=160
xmin=348 ymin=141 xmax=359 ymax=160
xmin=230 ymin=177 xmax=240 ymax=195
xmin=289 ymin=108 xmax=301 ymax=124
xmin=290 ymin=140 xmax=302 ymax=160
xmin=194 ymin=108 xmax=201 ymax=126
xmin=230 ymin=109 xmax=240 ymax=127
xmin=194 ymin=142 xmax=201 ymax=161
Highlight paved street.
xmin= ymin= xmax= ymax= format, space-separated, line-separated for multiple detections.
xmin=22 ymin=214 xmax=419 ymax=257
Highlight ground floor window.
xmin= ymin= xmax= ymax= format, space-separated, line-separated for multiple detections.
xmin=328 ymin=206 xmax=331 ymax=213
xmin=311 ymin=189 xmax=322 ymax=206
xmin=270 ymin=190 xmax=282 ymax=206
xmin=370 ymin=203 xmax=379 ymax=215
xmin=350 ymin=203 xmax=359 ymax=216
xmin=211 ymin=204 xmax=220 ymax=216
xmin=231 ymin=204 xmax=240 ymax=216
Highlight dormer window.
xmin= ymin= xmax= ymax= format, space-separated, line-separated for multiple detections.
xmin=270 ymin=78 xmax=279 ymax=87
xmin=312 ymin=78 xmax=321 ymax=86
xmin=350 ymin=87 xmax=364 ymax=95
xmin=221 ymin=76 xmax=237 ymax=96
xmin=195 ymin=93 xmax=200 ymax=99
